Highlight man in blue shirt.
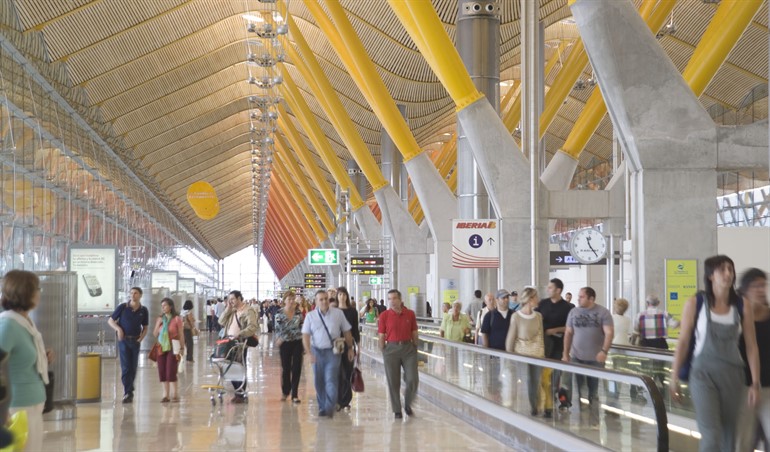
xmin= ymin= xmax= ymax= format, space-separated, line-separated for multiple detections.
xmin=481 ymin=289 xmax=513 ymax=350
xmin=108 ymin=287 xmax=149 ymax=403
xmin=302 ymin=290 xmax=354 ymax=418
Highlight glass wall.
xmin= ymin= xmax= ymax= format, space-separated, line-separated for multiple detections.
xmin=0 ymin=39 xmax=218 ymax=290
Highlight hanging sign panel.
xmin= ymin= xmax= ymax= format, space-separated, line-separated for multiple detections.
xmin=151 ymin=271 xmax=179 ymax=292
xmin=451 ymin=220 xmax=500 ymax=268
xmin=308 ymin=249 xmax=339 ymax=266
xmin=665 ymin=259 xmax=698 ymax=339
xmin=68 ymin=246 xmax=118 ymax=313
xmin=178 ymin=278 xmax=196 ymax=294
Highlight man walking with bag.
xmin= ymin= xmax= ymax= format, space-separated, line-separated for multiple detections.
xmin=302 ymin=290 xmax=354 ymax=418
xmin=378 ymin=289 xmax=419 ymax=419
xmin=108 ymin=287 xmax=149 ymax=403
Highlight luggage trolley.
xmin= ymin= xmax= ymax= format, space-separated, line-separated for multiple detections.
xmin=202 ymin=337 xmax=248 ymax=405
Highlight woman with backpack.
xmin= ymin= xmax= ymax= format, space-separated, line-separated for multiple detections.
xmin=670 ymin=255 xmax=761 ymax=451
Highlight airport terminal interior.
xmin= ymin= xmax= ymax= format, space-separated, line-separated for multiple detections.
xmin=0 ymin=0 xmax=769 ymax=450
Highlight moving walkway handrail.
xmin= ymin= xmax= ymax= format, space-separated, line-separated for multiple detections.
xmin=610 ymin=344 xmax=674 ymax=361
xmin=417 ymin=320 xmax=675 ymax=362
xmin=366 ymin=324 xmax=670 ymax=451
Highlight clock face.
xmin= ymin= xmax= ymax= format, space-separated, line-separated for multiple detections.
xmin=569 ymin=229 xmax=607 ymax=264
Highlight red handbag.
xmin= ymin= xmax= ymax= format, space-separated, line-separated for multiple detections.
xmin=148 ymin=343 xmax=161 ymax=362
xmin=351 ymin=353 xmax=365 ymax=393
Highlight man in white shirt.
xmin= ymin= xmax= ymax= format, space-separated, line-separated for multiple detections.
xmin=475 ymin=293 xmax=495 ymax=345
xmin=463 ymin=290 xmax=484 ymax=327
xmin=302 ymin=290 xmax=354 ymax=418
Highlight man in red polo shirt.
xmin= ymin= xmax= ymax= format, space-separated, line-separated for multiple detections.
xmin=378 ymin=289 xmax=419 ymax=419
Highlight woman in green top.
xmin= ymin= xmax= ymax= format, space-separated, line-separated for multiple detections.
xmin=440 ymin=302 xmax=471 ymax=342
xmin=363 ymin=298 xmax=378 ymax=324
xmin=0 ymin=270 xmax=53 ymax=452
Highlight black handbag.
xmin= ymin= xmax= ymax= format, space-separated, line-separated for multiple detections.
xmin=212 ymin=338 xmax=239 ymax=360
xmin=43 ymin=371 xmax=54 ymax=413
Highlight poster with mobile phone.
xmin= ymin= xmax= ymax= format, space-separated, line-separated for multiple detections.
xmin=151 ymin=271 xmax=178 ymax=292
xmin=68 ymin=246 xmax=118 ymax=313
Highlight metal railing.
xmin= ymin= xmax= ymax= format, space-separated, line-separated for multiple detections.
xmin=361 ymin=324 xmax=670 ymax=451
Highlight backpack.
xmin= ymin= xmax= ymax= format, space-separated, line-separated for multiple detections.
xmin=678 ymin=291 xmax=743 ymax=381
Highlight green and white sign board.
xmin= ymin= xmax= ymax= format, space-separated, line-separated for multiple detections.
xmin=369 ymin=276 xmax=383 ymax=285
xmin=308 ymin=248 xmax=339 ymax=266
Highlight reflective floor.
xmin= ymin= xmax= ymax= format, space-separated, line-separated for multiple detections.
xmin=41 ymin=333 xmax=512 ymax=451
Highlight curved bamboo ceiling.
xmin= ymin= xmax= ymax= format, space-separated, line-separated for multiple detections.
xmin=1 ymin=0 xmax=767 ymax=277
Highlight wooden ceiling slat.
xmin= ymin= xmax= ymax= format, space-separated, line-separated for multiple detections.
xmin=15 ymin=0 xmax=768 ymax=259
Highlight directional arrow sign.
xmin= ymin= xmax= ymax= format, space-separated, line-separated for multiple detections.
xmin=308 ymin=248 xmax=339 ymax=266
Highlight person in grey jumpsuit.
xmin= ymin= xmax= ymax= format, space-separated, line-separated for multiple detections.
xmin=670 ymin=255 xmax=760 ymax=452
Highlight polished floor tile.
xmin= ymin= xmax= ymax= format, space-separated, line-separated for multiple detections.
xmin=41 ymin=333 xmax=512 ymax=451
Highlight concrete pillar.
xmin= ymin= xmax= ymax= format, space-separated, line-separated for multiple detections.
xmin=381 ymin=107 xmax=405 ymax=288
xmin=571 ymin=0 xmax=718 ymax=304
xmin=457 ymin=0 xmax=499 ymax=302
xmin=521 ymin=1 xmax=548 ymax=291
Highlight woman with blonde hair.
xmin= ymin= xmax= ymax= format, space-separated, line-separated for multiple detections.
xmin=505 ymin=287 xmax=544 ymax=416
xmin=612 ymin=298 xmax=631 ymax=346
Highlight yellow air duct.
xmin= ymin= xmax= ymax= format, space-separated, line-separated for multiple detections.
xmin=275 ymin=131 xmax=336 ymax=235
xmin=279 ymin=70 xmax=365 ymax=210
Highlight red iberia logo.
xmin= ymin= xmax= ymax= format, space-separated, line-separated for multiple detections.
xmin=455 ymin=221 xmax=497 ymax=229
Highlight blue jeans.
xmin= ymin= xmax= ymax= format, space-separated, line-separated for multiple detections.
xmin=312 ymin=347 xmax=341 ymax=415
xmin=573 ymin=357 xmax=605 ymax=425
xmin=118 ymin=339 xmax=141 ymax=395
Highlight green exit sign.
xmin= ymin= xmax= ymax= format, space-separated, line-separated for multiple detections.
xmin=369 ymin=276 xmax=383 ymax=285
xmin=308 ymin=248 xmax=339 ymax=265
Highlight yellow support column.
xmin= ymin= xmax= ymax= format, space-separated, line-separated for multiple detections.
xmin=306 ymin=0 xmax=448 ymax=162
xmin=284 ymin=29 xmax=388 ymax=192
xmin=276 ymin=104 xmax=336 ymax=209
xmin=384 ymin=1 xmax=484 ymax=111
xmin=271 ymin=177 xmax=318 ymax=248
xmin=559 ymin=0 xmax=678 ymax=160
xmin=280 ymin=71 xmax=365 ymax=209
xmin=275 ymin=132 xmax=335 ymax=235
xmin=682 ymin=0 xmax=763 ymax=98
xmin=538 ymin=40 xmax=588 ymax=137
xmin=273 ymin=156 xmax=325 ymax=241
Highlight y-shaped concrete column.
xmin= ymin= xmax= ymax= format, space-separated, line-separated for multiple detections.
xmin=571 ymin=0 xmax=719 ymax=303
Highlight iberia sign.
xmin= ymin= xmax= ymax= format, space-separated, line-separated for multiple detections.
xmin=308 ymin=248 xmax=339 ymax=266
xmin=451 ymin=219 xmax=500 ymax=268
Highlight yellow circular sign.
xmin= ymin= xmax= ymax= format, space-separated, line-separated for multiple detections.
xmin=187 ymin=181 xmax=219 ymax=220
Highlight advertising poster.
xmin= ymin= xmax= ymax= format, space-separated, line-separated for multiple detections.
xmin=665 ymin=259 xmax=698 ymax=339
xmin=178 ymin=278 xmax=196 ymax=294
xmin=68 ymin=246 xmax=118 ymax=313
xmin=451 ymin=219 xmax=500 ymax=268
xmin=152 ymin=271 xmax=179 ymax=292
xmin=440 ymin=278 xmax=459 ymax=304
